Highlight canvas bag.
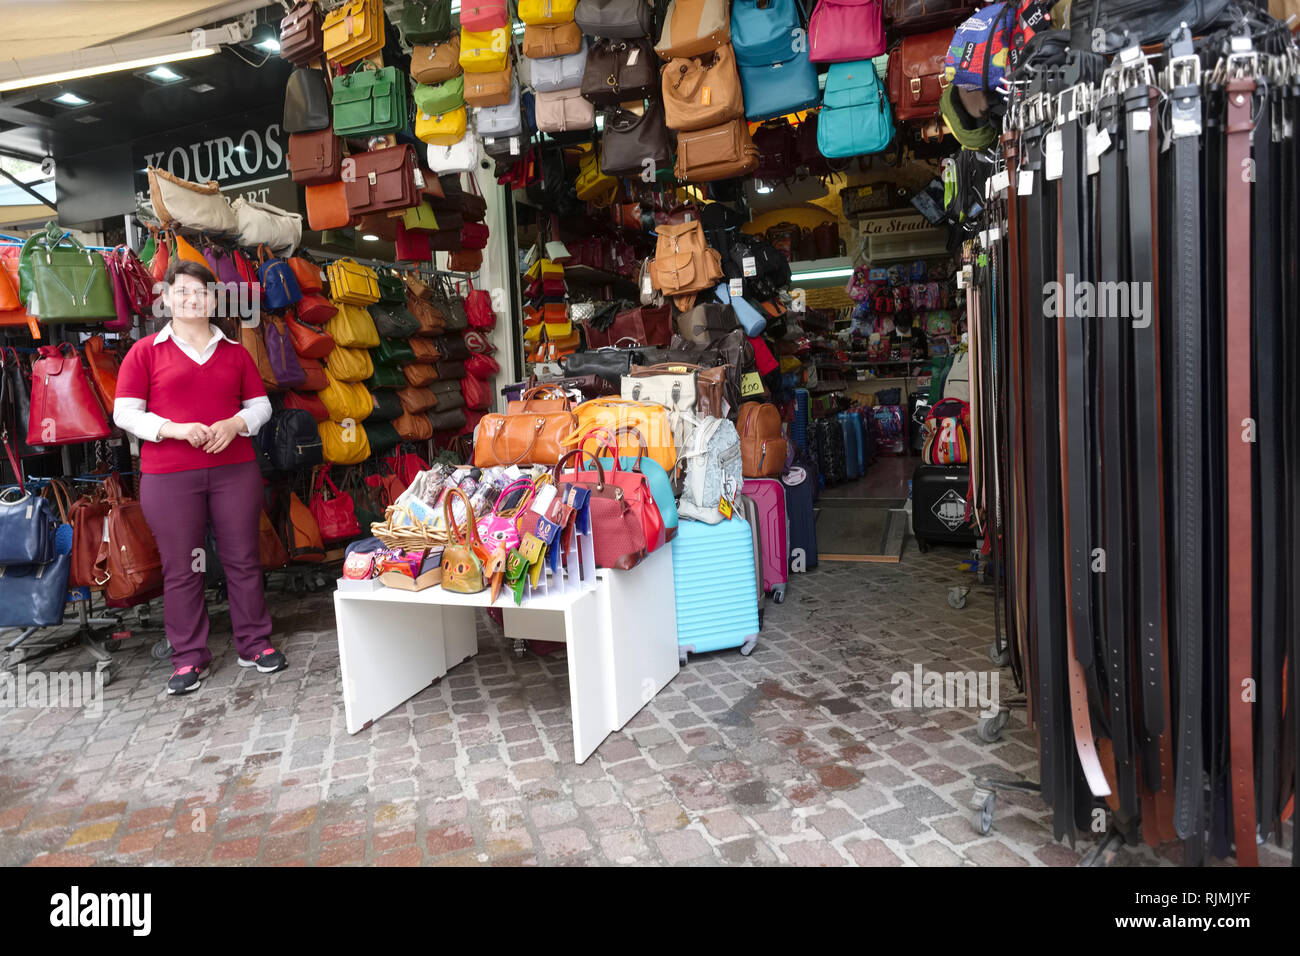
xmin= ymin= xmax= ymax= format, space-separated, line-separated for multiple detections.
xmin=675 ymin=414 xmax=742 ymax=524
xmin=232 ymin=198 xmax=303 ymax=255
xmin=818 ymin=59 xmax=894 ymax=158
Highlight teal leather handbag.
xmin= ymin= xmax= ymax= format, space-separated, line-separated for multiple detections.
xmin=333 ymin=65 xmax=409 ymax=137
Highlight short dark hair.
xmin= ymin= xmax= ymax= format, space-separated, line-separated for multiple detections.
xmin=164 ymin=258 xmax=216 ymax=286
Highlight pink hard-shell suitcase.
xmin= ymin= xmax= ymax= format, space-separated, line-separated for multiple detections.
xmin=741 ymin=478 xmax=788 ymax=604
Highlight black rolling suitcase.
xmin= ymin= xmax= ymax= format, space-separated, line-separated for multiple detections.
xmin=781 ymin=461 xmax=818 ymax=572
xmin=911 ymin=464 xmax=978 ymax=550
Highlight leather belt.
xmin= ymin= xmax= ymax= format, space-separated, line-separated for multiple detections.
xmin=1224 ymin=70 xmax=1258 ymax=868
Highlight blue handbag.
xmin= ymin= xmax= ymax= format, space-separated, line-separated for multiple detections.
xmin=0 ymin=486 xmax=56 ymax=565
xmin=257 ymin=247 xmax=302 ymax=310
xmin=731 ymin=0 xmax=804 ymax=67
xmin=739 ymin=53 xmax=821 ymax=121
xmin=0 ymin=523 xmax=71 ymax=628
xmin=714 ymin=282 xmax=768 ymax=337
xmin=817 ymin=59 xmax=894 ymax=159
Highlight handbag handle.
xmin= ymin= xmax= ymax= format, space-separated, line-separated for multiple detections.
xmin=575 ymin=427 xmax=625 ymax=473
xmin=519 ymin=384 xmax=570 ymax=407
xmin=442 ymin=485 xmax=483 ymax=548
xmin=552 ymin=447 xmax=605 ymax=489
xmin=40 ymin=478 xmax=72 ymax=524
xmin=492 ymin=477 xmax=536 ymax=518
xmin=489 ymin=414 xmax=550 ymax=466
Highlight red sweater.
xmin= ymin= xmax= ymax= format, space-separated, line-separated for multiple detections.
xmin=116 ymin=334 xmax=267 ymax=474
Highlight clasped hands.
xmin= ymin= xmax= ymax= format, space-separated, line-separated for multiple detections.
xmin=160 ymin=417 xmax=245 ymax=454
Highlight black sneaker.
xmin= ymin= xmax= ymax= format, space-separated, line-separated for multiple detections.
xmin=166 ymin=665 xmax=206 ymax=695
xmin=238 ymin=648 xmax=287 ymax=674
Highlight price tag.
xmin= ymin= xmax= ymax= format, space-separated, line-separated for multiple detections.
xmin=1084 ymin=124 xmax=1102 ymax=176
xmin=742 ymin=255 xmax=756 ymax=277
xmin=641 ymin=271 xmax=653 ymax=297
xmin=718 ymin=497 xmax=733 ymax=520
xmin=1131 ymin=110 xmax=1151 ymax=132
xmin=509 ymin=136 xmax=520 ymax=155
xmin=1017 ymin=169 xmax=1035 ymax=195
xmin=627 ymin=47 xmax=639 ymax=66
xmin=729 ymin=278 xmax=744 ymax=298
xmin=1044 ymin=129 xmax=1063 ymax=181
xmin=990 ymin=169 xmax=1010 ymax=195
xmin=701 ymin=86 xmax=711 ymax=106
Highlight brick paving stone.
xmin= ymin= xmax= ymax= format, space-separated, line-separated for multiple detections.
xmin=863 ymin=808 xmax=929 ymax=841
xmin=701 ymin=810 xmax=753 ymax=841
xmin=540 ymin=827 xmax=592 ymax=859
xmin=893 ymin=784 xmax=956 ymax=819
xmin=640 ymin=802 xmax=690 ymax=833
xmin=808 ymin=808 xmax=861 ymax=840
xmin=963 ymin=841 xmax=1031 ymax=866
xmin=845 ymin=838 xmax=904 ymax=866
xmin=782 ymin=839 xmax=848 ymax=867
xmin=654 ymin=828 xmax=712 ymax=863
xmin=908 ymin=841 xmax=966 ymax=867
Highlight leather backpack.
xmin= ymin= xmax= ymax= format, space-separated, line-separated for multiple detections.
xmin=283 ymin=67 xmax=332 ymax=133
xmin=289 ymin=128 xmax=343 ymax=186
xmin=887 ymin=28 xmax=951 ymax=122
xmin=662 ymin=44 xmax=745 ymax=130
xmin=737 ymin=401 xmax=788 ymax=477
xmin=752 ymin=118 xmax=800 ymax=186
xmin=28 ymin=344 xmax=111 ymax=447
xmin=94 ymin=475 xmax=163 ymax=603
xmin=649 ymin=220 xmax=724 ymax=311
xmin=281 ymin=492 xmax=326 ymax=562
xmin=264 ymin=408 xmax=325 ymax=473
xmin=673 ymin=118 xmax=759 ymax=184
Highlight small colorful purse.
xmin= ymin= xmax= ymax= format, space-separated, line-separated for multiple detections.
xmin=475 ymin=477 xmax=535 ymax=552
xmin=440 ymin=486 xmax=488 ymax=593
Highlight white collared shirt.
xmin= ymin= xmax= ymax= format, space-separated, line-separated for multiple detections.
xmin=113 ymin=322 xmax=273 ymax=443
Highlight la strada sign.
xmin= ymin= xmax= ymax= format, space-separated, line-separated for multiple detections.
xmin=856 ymin=213 xmax=932 ymax=236
xmin=132 ymin=112 xmax=295 ymax=210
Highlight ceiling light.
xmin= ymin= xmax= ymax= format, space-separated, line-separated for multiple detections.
xmin=789 ymin=267 xmax=855 ymax=281
xmin=0 ymin=21 xmax=249 ymax=93
xmin=254 ymin=37 xmax=281 ymax=53
xmin=190 ymin=82 xmax=216 ymax=93
xmin=361 ymin=234 xmax=380 ymax=241
xmin=145 ymin=65 xmax=185 ymax=83
xmin=52 ymin=91 xmax=91 ymax=107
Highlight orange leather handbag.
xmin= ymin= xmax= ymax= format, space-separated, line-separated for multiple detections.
xmin=305 ymin=182 xmax=351 ymax=231
xmin=83 ymin=336 xmax=121 ymax=416
xmin=288 ymin=256 xmax=325 ymax=293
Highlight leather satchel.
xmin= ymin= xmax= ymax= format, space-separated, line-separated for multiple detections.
xmin=344 ymin=145 xmax=420 ymax=217
xmin=882 ymin=0 xmax=980 ymax=34
xmin=279 ymin=1 xmax=324 ymax=65
xmin=472 ymin=402 xmax=577 ymax=467
xmin=887 ymin=28 xmax=951 ymax=123
xmin=69 ymin=487 xmax=110 ymax=589
xmin=309 ymin=467 xmax=361 ymax=543
xmin=284 ymin=67 xmax=333 ymax=133
xmin=674 ymin=117 xmax=759 ymax=183
xmin=600 ymin=99 xmax=672 ymax=176
xmin=17 ymin=230 xmax=117 ymax=323
xmin=28 ymin=344 xmax=110 ymax=446
xmin=575 ymin=0 xmax=655 ymax=37
xmin=581 ymin=38 xmax=659 ymax=106
xmin=323 ymin=0 xmax=385 ymax=66
xmin=93 ymin=474 xmax=163 ymax=604
xmin=662 ymin=44 xmax=745 ymax=131
xmin=289 ymin=128 xmax=342 ymax=185
xmin=333 ymin=65 xmax=409 ymax=137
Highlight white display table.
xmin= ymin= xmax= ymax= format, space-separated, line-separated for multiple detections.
xmin=332 ymin=544 xmax=680 ymax=763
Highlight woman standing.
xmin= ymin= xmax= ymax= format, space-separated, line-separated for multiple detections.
xmin=114 ymin=259 xmax=286 ymax=694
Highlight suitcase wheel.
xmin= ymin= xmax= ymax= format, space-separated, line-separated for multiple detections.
xmin=150 ymin=639 xmax=173 ymax=662
xmin=947 ymin=587 xmax=968 ymax=610
xmin=740 ymin=637 xmax=757 ymax=656
xmin=772 ymin=584 xmax=786 ymax=604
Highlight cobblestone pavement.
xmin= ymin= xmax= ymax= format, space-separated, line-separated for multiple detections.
xmin=1 ymin=541 xmax=1291 ymax=867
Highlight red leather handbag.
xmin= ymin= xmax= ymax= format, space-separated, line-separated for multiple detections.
xmin=288 ymin=256 xmax=325 ymax=293
xmin=385 ymin=451 xmax=428 ymax=486
xmin=464 ymin=279 xmax=495 ymax=331
xmin=286 ymin=314 xmax=335 ymax=358
xmin=298 ymin=356 xmax=329 ymax=391
xmin=344 ymin=145 xmax=420 ymax=217
xmin=460 ymin=374 xmax=492 ymax=411
xmin=28 ymin=344 xmax=111 ymax=447
xmin=395 ymin=221 xmax=432 ymax=263
xmin=552 ymin=449 xmax=655 ymax=569
xmin=308 ymin=466 xmax=360 ymax=543
xmin=284 ymin=390 xmax=330 ymax=422
xmin=577 ymin=427 xmax=667 ymax=553
xmin=295 ymin=293 xmax=338 ymax=326
xmin=464 ymin=353 xmax=499 ymax=379
xmin=459 ymin=222 xmax=489 ymax=250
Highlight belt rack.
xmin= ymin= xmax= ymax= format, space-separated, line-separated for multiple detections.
xmin=975 ymin=19 xmax=1300 ymax=862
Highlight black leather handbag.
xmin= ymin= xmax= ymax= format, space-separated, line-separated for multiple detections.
xmin=427 ymin=407 xmax=467 ymax=432
xmin=580 ymin=38 xmax=658 ymax=107
xmin=370 ymin=303 xmax=421 ymax=338
xmin=600 ymin=99 xmax=671 ymax=176
xmin=369 ymin=390 xmax=405 ymax=421
xmin=575 ymin=0 xmax=654 ymax=38
xmin=562 ymin=346 xmax=655 ymax=386
xmin=283 ymin=67 xmax=332 ymax=133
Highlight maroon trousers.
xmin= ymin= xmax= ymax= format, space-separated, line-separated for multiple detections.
xmin=140 ymin=459 xmax=272 ymax=670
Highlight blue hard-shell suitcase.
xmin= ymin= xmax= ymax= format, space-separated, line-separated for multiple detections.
xmin=672 ymin=516 xmax=761 ymax=663
xmin=839 ymin=412 xmax=861 ymax=480
xmin=781 ymin=464 xmax=818 ymax=572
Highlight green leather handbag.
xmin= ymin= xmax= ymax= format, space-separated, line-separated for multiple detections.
xmin=376 ymin=271 xmax=405 ymax=303
xmin=332 ymin=65 xmax=408 ymax=137
xmin=413 ymin=75 xmax=465 ymax=116
xmin=366 ymin=363 xmax=406 ymax=390
xmin=402 ymin=202 xmax=439 ymax=231
xmin=372 ymin=337 xmax=415 ymax=366
xmin=18 ymin=224 xmax=117 ymax=323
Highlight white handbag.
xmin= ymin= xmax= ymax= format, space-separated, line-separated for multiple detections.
xmin=475 ymin=81 xmax=523 ymax=138
xmin=146 ymin=166 xmax=237 ymax=234
xmin=620 ymin=365 xmax=698 ymax=448
xmin=427 ymin=131 xmax=481 ymax=174
xmin=529 ymin=39 xmax=588 ymax=92
xmin=534 ymin=87 xmax=594 ymax=132
xmin=231 ymin=198 xmax=303 ymax=256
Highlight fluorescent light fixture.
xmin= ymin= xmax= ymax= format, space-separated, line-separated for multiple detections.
xmin=254 ymin=37 xmax=281 ymax=53
xmin=0 ymin=21 xmax=249 ymax=93
xmin=361 ymin=234 xmax=380 ymax=241
xmin=52 ymin=91 xmax=91 ymax=107
xmin=146 ymin=65 xmax=185 ymax=83
xmin=789 ymin=267 xmax=854 ymax=281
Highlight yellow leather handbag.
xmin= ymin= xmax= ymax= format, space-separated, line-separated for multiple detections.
xmin=566 ymin=398 xmax=677 ymax=472
xmin=518 ymin=0 xmax=578 ymax=24
xmin=326 ymin=302 xmax=380 ymax=348
xmin=402 ymin=202 xmax=440 ymax=231
xmin=326 ymin=258 xmax=380 ymax=304
xmin=415 ymin=107 xmax=469 ymax=146
xmin=318 ymin=419 xmax=373 ymax=464
xmin=319 ymin=370 xmax=374 ymax=422
xmin=575 ymin=147 xmax=618 ymax=206
xmin=322 ymin=0 xmax=385 ymax=66
xmin=459 ymin=27 xmax=510 ymax=72
xmin=324 ymin=344 xmax=375 ymax=383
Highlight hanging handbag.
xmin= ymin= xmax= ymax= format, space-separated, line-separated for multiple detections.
xmin=474 ymin=78 xmax=523 ymax=135
xmin=461 ymin=374 xmax=492 ymax=411
xmin=819 ymin=58 xmax=894 ymax=156
xmin=414 ymin=75 xmax=466 ymax=115
xmin=395 ymin=221 xmax=433 ymax=263
xmin=584 ymin=304 xmax=672 ymax=348
xmin=575 ymin=0 xmax=655 ymax=37
xmin=27 ymin=344 xmax=110 ymax=446
xmin=288 ymin=255 xmax=325 ymax=293
xmin=464 ymin=67 xmax=515 ymax=109
xmin=0 ymin=529 xmax=72 ymax=628
xmin=398 ymin=385 xmax=438 ymax=413
xmin=440 ymin=487 xmax=488 ymax=593
xmin=305 ymin=181 xmax=351 ymax=231
xmin=416 ymin=106 xmax=470 ymax=145
xmin=319 ymin=418 xmax=373 ymax=463
xmin=459 ymin=0 xmax=509 ymax=30
xmin=522 ymin=22 xmax=583 ymax=58
xmin=581 ymin=38 xmax=658 ymax=106
xmin=449 ymin=249 xmax=483 ymax=272
xmin=82 ymin=335 xmax=121 ymax=416
xmin=325 ymin=343 xmax=375 ymax=383
xmin=320 ymin=369 xmax=374 ymax=421
xmin=412 ymin=35 xmax=464 ymax=84
xmin=93 ymin=474 xmax=164 ymax=603
xmin=17 ymin=229 xmax=117 ymax=322
xmin=281 ymin=491 xmax=326 ymax=562
xmin=599 ymin=99 xmax=671 ymax=176
xmin=323 ymin=0 xmax=386 ymax=65
xmin=279 ymin=1 xmax=324 ymax=65
xmin=535 ymin=87 xmax=595 ymax=133
xmin=507 ymin=384 xmax=573 ymax=414
xmin=367 ymin=363 xmax=406 ymax=390
xmin=241 ymin=324 xmax=281 ymax=391
xmin=463 ymin=280 xmax=495 ymax=330
xmin=886 ymin=27 xmax=951 ymax=123
xmin=401 ymin=0 xmax=454 ymax=43
xmin=394 ymin=408 xmax=435 ymax=441
xmin=370 ymin=302 xmax=421 ymax=338
xmin=661 ymin=43 xmax=745 ymax=131
xmin=530 ymin=39 xmax=589 ymax=92
xmin=286 ymin=314 xmax=335 ymax=358
xmin=408 ymin=295 xmax=447 ymax=335
xmin=519 ymin=0 xmax=580 ymax=23
xmin=808 ymin=0 xmax=886 ymax=62
xmin=333 ymin=63 xmax=410 ymax=137
xmin=655 ymin=0 xmax=731 ymax=58
xmin=258 ymin=509 xmax=289 ymax=569
xmin=284 ymin=390 xmax=331 ymax=422
xmin=289 ymin=128 xmax=343 ymax=186
xmin=552 ymin=449 xmax=649 ymax=569
xmin=344 ymin=145 xmax=421 ymax=217
xmin=0 ymin=485 xmax=56 ymax=565
xmin=233 ymin=198 xmax=303 ymax=256
xmin=465 ymin=353 xmax=500 ymax=379
xmin=264 ymin=317 xmax=307 ymax=388
xmin=68 ymin=486 xmax=109 ymax=589
xmin=459 ymin=28 xmax=511 ymax=72
xmin=309 ymin=466 xmax=362 ymax=542
xmin=370 ymin=390 xmax=405 ymax=421
xmin=327 ymin=258 xmax=381 ymax=304
xmin=300 ymin=356 xmax=330 ymax=391
xmin=283 ymin=67 xmax=333 ymax=133
xmin=673 ymin=117 xmax=760 ymax=183
xmin=427 ymin=131 xmax=481 ymax=174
